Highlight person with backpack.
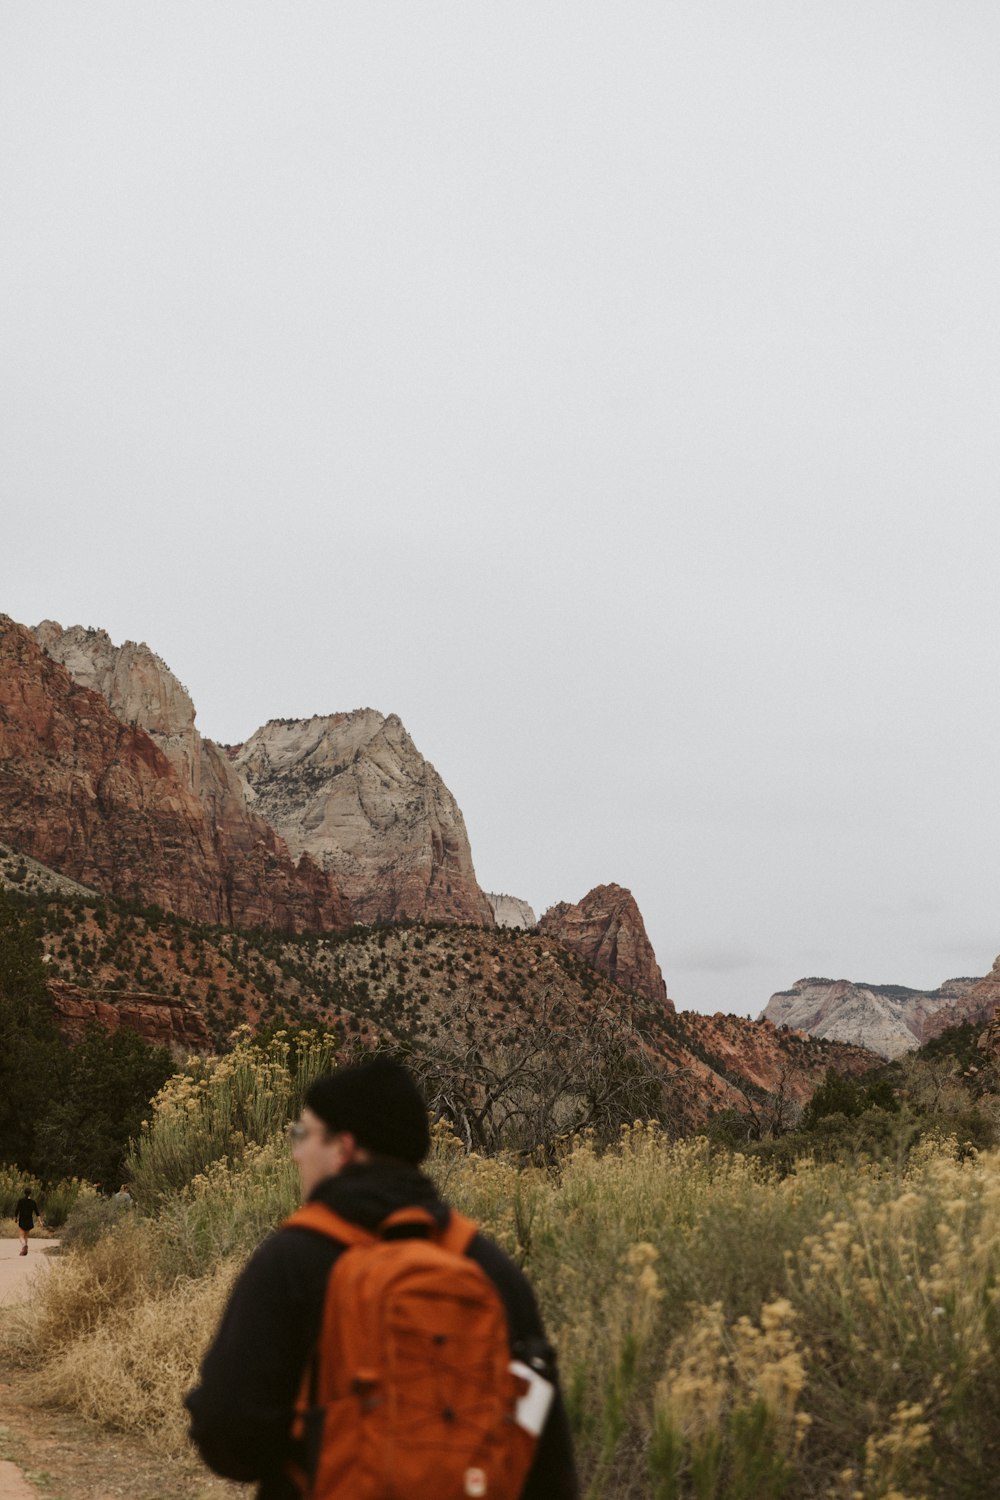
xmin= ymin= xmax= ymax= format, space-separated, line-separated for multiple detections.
xmin=185 ymin=1057 xmax=578 ymax=1500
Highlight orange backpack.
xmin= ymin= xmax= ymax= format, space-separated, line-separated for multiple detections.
xmin=282 ymin=1202 xmax=545 ymax=1500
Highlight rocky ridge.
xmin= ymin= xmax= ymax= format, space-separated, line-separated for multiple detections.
xmin=0 ymin=616 xmax=349 ymax=932
xmin=19 ymin=615 xmax=683 ymax=1014
xmin=760 ymin=974 xmax=982 ymax=1060
xmin=539 ymin=883 xmax=672 ymax=1012
xmin=231 ymin=712 xmax=494 ymax=927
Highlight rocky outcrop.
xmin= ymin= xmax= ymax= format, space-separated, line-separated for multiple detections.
xmin=978 ymin=1003 xmax=1000 ymax=1062
xmin=47 ymin=978 xmax=210 ymax=1051
xmin=486 ymin=893 xmax=537 ymax=929
xmin=925 ymin=957 xmax=1000 ymax=1043
xmin=539 ymin=883 xmax=672 ymax=1012
xmin=0 ymin=842 xmax=98 ymax=899
xmin=232 ymin=712 xmax=494 ymax=926
xmin=761 ymin=974 xmax=982 ymax=1060
xmin=33 ymin=621 xmax=202 ymax=794
xmin=0 ymin=616 xmax=350 ymax=931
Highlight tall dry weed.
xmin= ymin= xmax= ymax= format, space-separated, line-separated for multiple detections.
xmin=23 ymin=1258 xmax=239 ymax=1447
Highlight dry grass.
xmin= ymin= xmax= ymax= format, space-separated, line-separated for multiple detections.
xmin=21 ymin=1258 xmax=239 ymax=1446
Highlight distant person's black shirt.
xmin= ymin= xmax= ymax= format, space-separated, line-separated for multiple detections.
xmin=15 ymin=1197 xmax=39 ymax=1230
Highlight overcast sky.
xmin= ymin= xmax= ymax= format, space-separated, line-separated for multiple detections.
xmin=4 ymin=5 xmax=999 ymax=1017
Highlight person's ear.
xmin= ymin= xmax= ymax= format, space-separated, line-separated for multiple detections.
xmin=337 ymin=1130 xmax=359 ymax=1162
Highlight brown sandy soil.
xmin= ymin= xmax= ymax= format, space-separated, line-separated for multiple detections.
xmin=0 ymin=1379 xmax=249 ymax=1500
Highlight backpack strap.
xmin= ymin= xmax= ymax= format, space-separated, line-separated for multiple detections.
xmin=283 ymin=1201 xmax=480 ymax=1254
xmin=282 ymin=1201 xmax=376 ymax=1248
xmin=439 ymin=1208 xmax=479 ymax=1255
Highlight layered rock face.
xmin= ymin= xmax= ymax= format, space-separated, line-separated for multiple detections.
xmin=48 ymin=978 xmax=211 ymax=1051
xmin=33 ymin=622 xmax=202 ymax=793
xmin=539 ymin=883 xmax=672 ymax=1012
xmin=761 ymin=975 xmax=981 ymax=1060
xmin=232 ymin=712 xmax=494 ymax=926
xmin=1 ymin=616 xmax=349 ymax=931
xmin=486 ymin=893 xmax=537 ymax=929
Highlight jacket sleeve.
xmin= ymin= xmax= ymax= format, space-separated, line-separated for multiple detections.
xmin=184 ymin=1231 xmax=334 ymax=1493
xmin=467 ymin=1235 xmax=579 ymax=1500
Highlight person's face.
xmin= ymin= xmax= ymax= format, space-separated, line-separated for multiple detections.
xmin=289 ymin=1107 xmax=356 ymax=1197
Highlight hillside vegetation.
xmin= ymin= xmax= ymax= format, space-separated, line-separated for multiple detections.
xmin=1 ymin=879 xmax=879 ymax=1159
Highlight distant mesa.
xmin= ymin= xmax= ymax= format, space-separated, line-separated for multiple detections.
xmin=760 ymin=973 xmax=989 ymax=1059
xmin=539 ymin=882 xmax=672 ymax=1012
xmin=485 ymin=893 xmax=537 ymax=929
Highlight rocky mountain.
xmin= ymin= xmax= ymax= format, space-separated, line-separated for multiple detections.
xmin=231 ymin=712 xmax=494 ymax=927
xmin=485 ymin=893 xmax=537 ymax=929
xmin=539 ymin=883 xmax=672 ymax=1012
xmin=760 ymin=974 xmax=982 ymax=1060
xmin=0 ymin=616 xmax=349 ymax=931
xmin=16 ymin=614 xmax=682 ymax=1005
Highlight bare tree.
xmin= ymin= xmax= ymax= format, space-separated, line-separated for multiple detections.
xmin=402 ymin=990 xmax=683 ymax=1155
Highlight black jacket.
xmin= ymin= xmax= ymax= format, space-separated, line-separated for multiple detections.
xmin=185 ymin=1163 xmax=578 ymax=1499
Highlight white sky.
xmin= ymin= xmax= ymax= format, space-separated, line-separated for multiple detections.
xmin=3 ymin=4 xmax=999 ymax=1016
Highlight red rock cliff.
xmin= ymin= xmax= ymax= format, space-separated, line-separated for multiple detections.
xmin=539 ymin=883 xmax=672 ymax=1012
xmin=47 ymin=978 xmax=211 ymax=1051
xmin=0 ymin=616 xmax=350 ymax=932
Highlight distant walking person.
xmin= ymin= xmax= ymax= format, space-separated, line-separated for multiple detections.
xmin=14 ymin=1190 xmax=43 ymax=1255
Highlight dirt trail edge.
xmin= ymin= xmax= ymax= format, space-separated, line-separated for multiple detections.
xmin=0 ymin=1457 xmax=40 ymax=1500
xmin=0 ymin=1377 xmax=249 ymax=1500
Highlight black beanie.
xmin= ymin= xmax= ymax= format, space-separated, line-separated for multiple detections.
xmin=304 ymin=1057 xmax=431 ymax=1164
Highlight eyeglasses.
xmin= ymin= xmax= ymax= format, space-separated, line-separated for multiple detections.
xmin=286 ymin=1120 xmax=312 ymax=1144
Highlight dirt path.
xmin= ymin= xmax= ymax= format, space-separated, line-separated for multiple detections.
xmin=0 ymin=1242 xmax=249 ymax=1500
xmin=0 ymin=1382 xmax=250 ymax=1500
xmin=0 ymin=1239 xmax=60 ymax=1310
